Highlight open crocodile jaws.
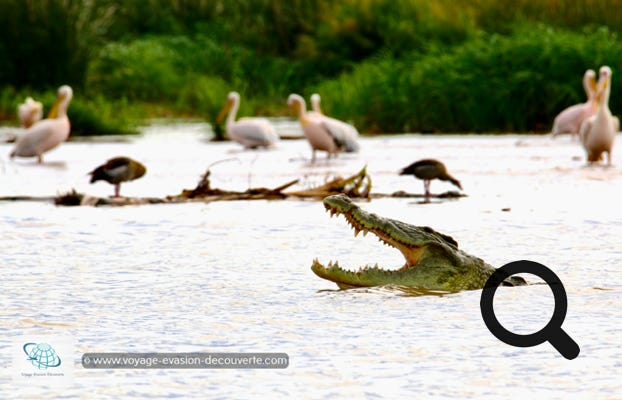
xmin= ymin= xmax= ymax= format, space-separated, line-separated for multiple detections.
xmin=312 ymin=194 xmax=520 ymax=291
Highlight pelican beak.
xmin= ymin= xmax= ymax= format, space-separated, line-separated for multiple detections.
xmin=286 ymin=98 xmax=300 ymax=116
xmin=47 ymin=92 xmax=65 ymax=119
xmin=216 ymin=99 xmax=232 ymax=123
xmin=595 ymin=76 xmax=609 ymax=101
xmin=588 ymin=75 xmax=598 ymax=94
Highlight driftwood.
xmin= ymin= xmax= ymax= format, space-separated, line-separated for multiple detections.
xmin=0 ymin=165 xmax=465 ymax=206
xmin=179 ymin=164 xmax=371 ymax=201
xmin=45 ymin=166 xmax=373 ymax=206
xmin=178 ymin=167 xmax=299 ymax=201
xmin=286 ymin=165 xmax=371 ymax=199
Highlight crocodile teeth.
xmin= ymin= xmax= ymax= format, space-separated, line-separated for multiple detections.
xmin=354 ymin=227 xmax=361 ymax=237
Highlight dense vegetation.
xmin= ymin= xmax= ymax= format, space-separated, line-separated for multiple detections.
xmin=0 ymin=0 xmax=621 ymax=134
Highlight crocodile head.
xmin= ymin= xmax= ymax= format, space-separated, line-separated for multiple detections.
xmin=312 ymin=194 xmax=522 ymax=291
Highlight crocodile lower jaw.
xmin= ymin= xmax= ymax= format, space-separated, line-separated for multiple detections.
xmin=311 ymin=258 xmax=407 ymax=289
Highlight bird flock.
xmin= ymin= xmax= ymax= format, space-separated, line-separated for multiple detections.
xmin=6 ymin=68 xmax=619 ymax=199
xmin=552 ymin=66 xmax=618 ymax=165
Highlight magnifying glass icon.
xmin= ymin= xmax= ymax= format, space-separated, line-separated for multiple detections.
xmin=480 ymin=260 xmax=580 ymax=360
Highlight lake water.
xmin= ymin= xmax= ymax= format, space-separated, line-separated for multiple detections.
xmin=0 ymin=121 xmax=620 ymax=399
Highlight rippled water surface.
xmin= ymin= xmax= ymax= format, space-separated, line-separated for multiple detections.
xmin=1 ymin=121 xmax=621 ymax=399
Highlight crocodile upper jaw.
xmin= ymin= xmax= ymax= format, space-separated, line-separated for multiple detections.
xmin=324 ymin=202 xmax=424 ymax=271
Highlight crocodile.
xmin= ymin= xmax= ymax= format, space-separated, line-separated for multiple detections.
xmin=312 ymin=194 xmax=525 ymax=291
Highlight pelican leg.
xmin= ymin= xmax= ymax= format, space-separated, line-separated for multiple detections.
xmin=114 ymin=184 xmax=120 ymax=197
xmin=37 ymin=154 xmax=43 ymax=164
xmin=606 ymin=151 xmax=612 ymax=166
xmin=311 ymin=149 xmax=316 ymax=164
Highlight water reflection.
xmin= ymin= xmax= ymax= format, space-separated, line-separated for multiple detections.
xmin=318 ymin=285 xmax=459 ymax=297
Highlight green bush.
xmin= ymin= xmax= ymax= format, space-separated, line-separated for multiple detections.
xmin=3 ymin=1 xmax=622 ymax=134
xmin=87 ymin=38 xmax=185 ymax=101
xmin=314 ymin=24 xmax=622 ymax=133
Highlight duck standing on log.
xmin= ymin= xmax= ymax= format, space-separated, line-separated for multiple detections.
xmin=399 ymin=159 xmax=462 ymax=201
xmin=89 ymin=157 xmax=147 ymax=197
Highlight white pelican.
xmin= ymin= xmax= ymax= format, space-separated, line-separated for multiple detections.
xmin=399 ymin=159 xmax=462 ymax=202
xmin=310 ymin=93 xmax=323 ymax=115
xmin=89 ymin=157 xmax=146 ymax=197
xmin=552 ymin=69 xmax=598 ymax=140
xmin=288 ymin=93 xmax=348 ymax=162
xmin=17 ymin=97 xmax=43 ymax=128
xmin=310 ymin=93 xmax=360 ymax=152
xmin=579 ymin=66 xmax=619 ymax=165
xmin=10 ymin=85 xmax=73 ymax=163
xmin=215 ymin=91 xmax=279 ymax=149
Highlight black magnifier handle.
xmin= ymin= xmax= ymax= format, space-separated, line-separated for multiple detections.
xmin=548 ymin=328 xmax=580 ymax=360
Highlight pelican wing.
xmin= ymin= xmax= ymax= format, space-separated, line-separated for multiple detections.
xmin=12 ymin=119 xmax=69 ymax=157
xmin=579 ymin=116 xmax=594 ymax=145
xmin=552 ymin=104 xmax=587 ymax=136
xmin=229 ymin=118 xmax=278 ymax=148
xmin=320 ymin=120 xmax=347 ymax=150
xmin=319 ymin=116 xmax=360 ymax=152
